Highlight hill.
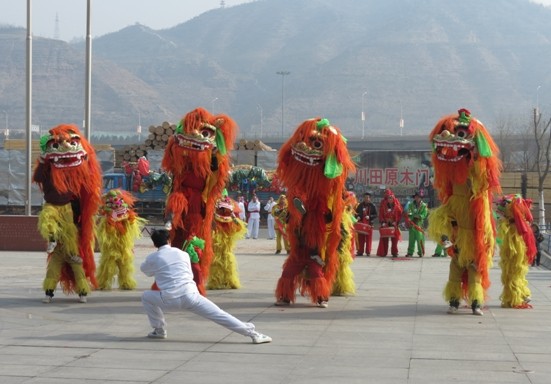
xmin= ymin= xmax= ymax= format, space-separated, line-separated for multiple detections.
xmin=1 ymin=0 xmax=551 ymax=138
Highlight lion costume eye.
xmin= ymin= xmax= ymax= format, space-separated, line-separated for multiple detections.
xmin=200 ymin=126 xmax=216 ymax=139
xmin=310 ymin=137 xmax=324 ymax=150
xmin=455 ymin=128 xmax=469 ymax=138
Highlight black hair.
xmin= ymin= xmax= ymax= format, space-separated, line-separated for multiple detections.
xmin=151 ymin=229 xmax=170 ymax=248
xmin=364 ymin=192 xmax=371 ymax=197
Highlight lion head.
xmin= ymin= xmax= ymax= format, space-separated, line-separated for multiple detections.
xmin=429 ymin=109 xmax=501 ymax=199
xmin=36 ymin=124 xmax=102 ymax=196
xmin=99 ymin=189 xmax=137 ymax=223
xmin=162 ymin=107 xmax=237 ymax=179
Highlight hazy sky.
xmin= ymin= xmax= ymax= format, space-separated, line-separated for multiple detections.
xmin=0 ymin=0 xmax=252 ymax=41
xmin=0 ymin=0 xmax=549 ymax=42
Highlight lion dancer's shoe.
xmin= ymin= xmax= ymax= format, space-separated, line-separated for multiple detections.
xmin=42 ymin=289 xmax=55 ymax=304
xmin=471 ymin=300 xmax=483 ymax=316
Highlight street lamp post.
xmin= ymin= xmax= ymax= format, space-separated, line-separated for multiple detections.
xmin=399 ymin=100 xmax=404 ymax=136
xmin=137 ymin=111 xmax=142 ymax=142
xmin=211 ymin=97 xmax=218 ymax=113
xmin=276 ymin=71 xmax=290 ymax=138
xmin=257 ymin=104 xmax=263 ymax=139
xmin=361 ymin=91 xmax=367 ymax=139
xmin=2 ymin=110 xmax=7 ymax=137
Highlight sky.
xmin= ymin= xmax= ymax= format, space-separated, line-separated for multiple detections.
xmin=1 ymin=0 xmax=550 ymax=42
xmin=0 ymin=0 xmax=253 ymax=42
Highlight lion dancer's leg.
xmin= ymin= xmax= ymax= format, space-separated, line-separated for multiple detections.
xmin=166 ymin=191 xmax=206 ymax=294
xmin=444 ymin=256 xmax=464 ymax=313
xmin=376 ymin=237 xmax=389 ymax=256
xmin=467 ymin=263 xmax=484 ymax=315
xmin=117 ymin=246 xmax=137 ymax=290
xmin=39 ymin=203 xmax=88 ymax=302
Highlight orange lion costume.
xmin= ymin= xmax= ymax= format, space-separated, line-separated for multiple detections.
xmin=33 ymin=124 xmax=102 ymax=303
xmin=274 ymin=118 xmax=355 ymax=307
xmin=427 ymin=109 xmax=502 ymax=316
xmin=162 ymin=107 xmax=237 ymax=295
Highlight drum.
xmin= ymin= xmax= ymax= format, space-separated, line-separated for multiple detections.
xmin=379 ymin=226 xmax=396 ymax=238
xmin=354 ymin=222 xmax=372 ymax=234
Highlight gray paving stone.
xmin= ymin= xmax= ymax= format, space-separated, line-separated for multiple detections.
xmin=0 ymin=228 xmax=549 ymax=383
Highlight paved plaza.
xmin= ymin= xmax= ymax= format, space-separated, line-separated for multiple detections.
xmin=1 ymin=229 xmax=550 ymax=384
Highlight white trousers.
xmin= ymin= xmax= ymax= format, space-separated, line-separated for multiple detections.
xmin=266 ymin=215 xmax=275 ymax=239
xmin=141 ymin=290 xmax=256 ymax=337
xmin=247 ymin=217 xmax=260 ymax=239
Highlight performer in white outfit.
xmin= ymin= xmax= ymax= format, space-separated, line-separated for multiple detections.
xmin=140 ymin=229 xmax=272 ymax=343
xmin=237 ymin=196 xmax=247 ymax=221
xmin=246 ymin=195 xmax=261 ymax=239
xmin=264 ymin=197 xmax=276 ymax=240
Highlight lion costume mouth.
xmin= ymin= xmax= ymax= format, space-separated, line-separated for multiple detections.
xmin=432 ymin=132 xmax=474 ymax=163
xmin=110 ymin=206 xmax=129 ymax=221
xmin=291 ymin=143 xmax=323 ymax=166
xmin=175 ymin=133 xmax=214 ymax=151
xmin=44 ymin=150 xmax=87 ymax=168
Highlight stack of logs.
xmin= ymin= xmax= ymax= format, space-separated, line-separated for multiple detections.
xmin=116 ymin=122 xmax=175 ymax=164
xmin=235 ymin=139 xmax=275 ymax=151
xmin=116 ymin=123 xmax=275 ymax=165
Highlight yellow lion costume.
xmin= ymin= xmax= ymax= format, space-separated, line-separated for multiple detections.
xmin=274 ymin=118 xmax=355 ymax=307
xmin=162 ymin=107 xmax=237 ymax=296
xmin=33 ymin=124 xmax=102 ymax=303
xmin=96 ymin=189 xmax=147 ymax=290
xmin=495 ymin=194 xmax=536 ymax=308
xmin=428 ymin=109 xmax=502 ymax=315
xmin=207 ymin=195 xmax=247 ymax=290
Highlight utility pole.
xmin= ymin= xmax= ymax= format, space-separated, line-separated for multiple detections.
xmin=276 ymin=71 xmax=290 ymax=138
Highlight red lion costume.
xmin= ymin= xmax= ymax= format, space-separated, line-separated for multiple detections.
xmin=33 ymin=124 xmax=102 ymax=303
xmin=162 ymin=107 xmax=237 ymax=295
xmin=274 ymin=118 xmax=355 ymax=307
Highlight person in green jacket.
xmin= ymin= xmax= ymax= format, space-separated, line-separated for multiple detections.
xmin=406 ymin=192 xmax=428 ymax=257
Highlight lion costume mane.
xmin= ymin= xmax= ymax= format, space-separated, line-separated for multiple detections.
xmin=207 ymin=195 xmax=247 ymax=290
xmin=495 ymin=194 xmax=536 ymax=308
xmin=427 ymin=109 xmax=501 ymax=311
xmin=162 ymin=107 xmax=237 ymax=295
xmin=275 ymin=118 xmax=355 ymax=305
xmin=96 ymin=189 xmax=147 ymax=290
xmin=33 ymin=124 xmax=102 ymax=298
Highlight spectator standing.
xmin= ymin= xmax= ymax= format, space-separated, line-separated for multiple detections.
xmin=237 ymin=196 xmax=247 ymax=221
xmin=246 ymin=194 xmax=261 ymax=239
xmin=264 ymin=196 xmax=277 ymax=240
xmin=532 ymin=223 xmax=545 ymax=267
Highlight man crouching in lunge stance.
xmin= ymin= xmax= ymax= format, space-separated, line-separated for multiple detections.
xmin=141 ymin=229 xmax=272 ymax=344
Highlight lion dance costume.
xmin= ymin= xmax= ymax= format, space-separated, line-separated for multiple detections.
xmin=274 ymin=118 xmax=355 ymax=307
xmin=207 ymin=195 xmax=247 ymax=289
xmin=163 ymin=107 xmax=237 ymax=296
xmin=96 ymin=189 xmax=147 ymax=290
xmin=427 ymin=109 xmax=501 ymax=316
xmin=272 ymin=194 xmax=290 ymax=254
xmin=332 ymin=191 xmax=357 ymax=296
xmin=495 ymin=194 xmax=536 ymax=308
xmin=33 ymin=124 xmax=102 ymax=303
